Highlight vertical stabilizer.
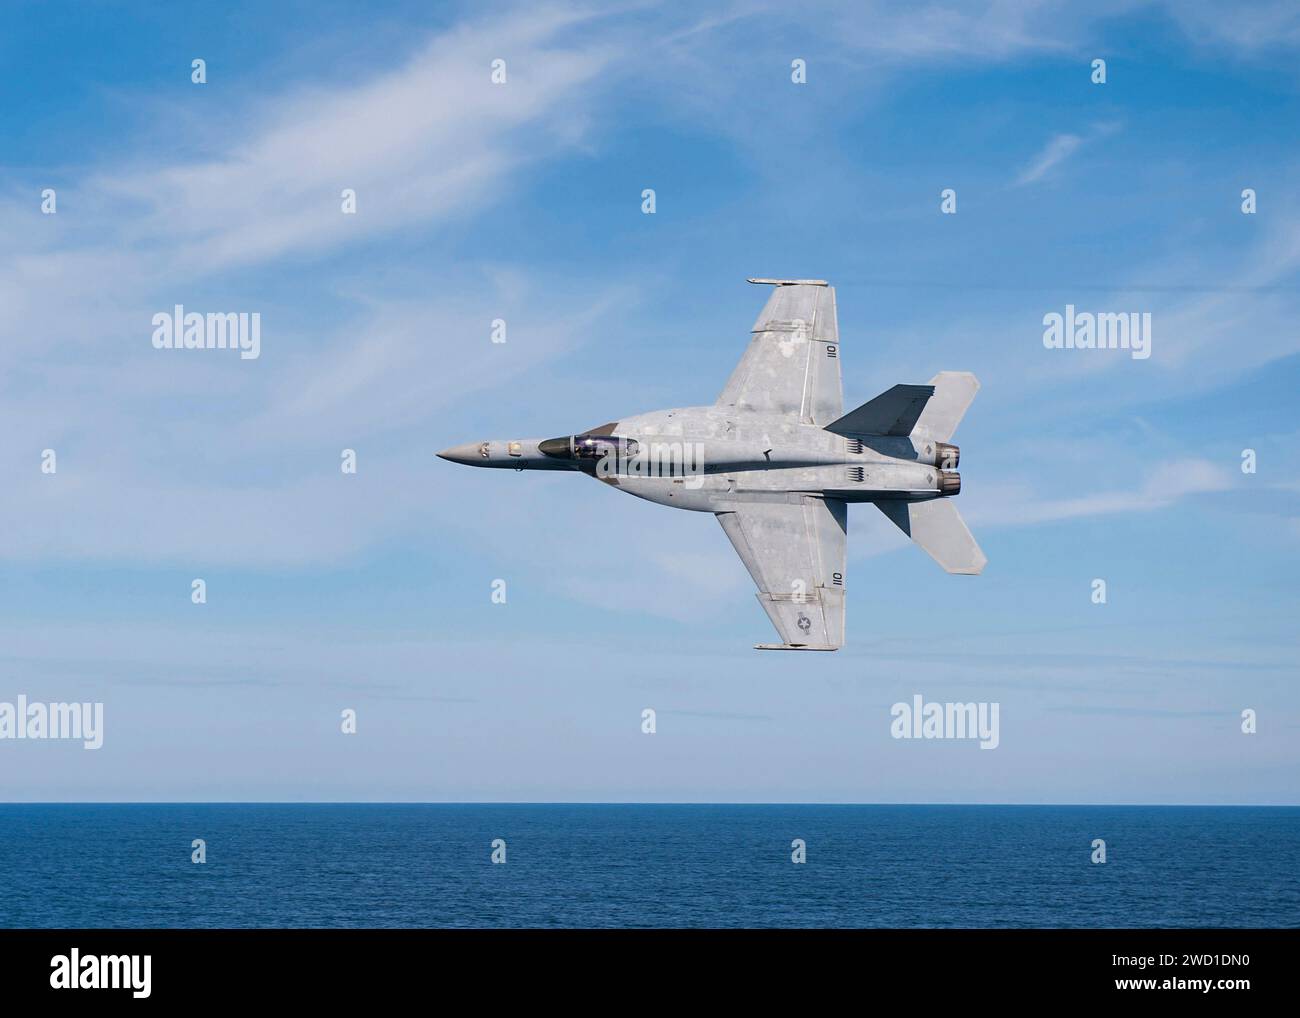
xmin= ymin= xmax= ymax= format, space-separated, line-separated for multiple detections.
xmin=912 ymin=371 xmax=979 ymax=443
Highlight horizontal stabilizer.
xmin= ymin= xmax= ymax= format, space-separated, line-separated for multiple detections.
xmin=826 ymin=384 xmax=934 ymax=437
xmin=876 ymin=498 xmax=986 ymax=574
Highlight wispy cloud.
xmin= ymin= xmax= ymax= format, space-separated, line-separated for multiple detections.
xmin=96 ymin=8 xmax=609 ymax=273
xmin=831 ymin=0 xmax=1066 ymax=60
xmin=1161 ymin=0 xmax=1300 ymax=52
xmin=0 ymin=7 xmax=633 ymax=567
xmin=0 ymin=5 xmax=621 ymax=375
xmin=1047 ymin=705 xmax=1229 ymax=718
xmin=1015 ymin=132 xmax=1084 ymax=186
xmin=971 ymin=458 xmax=1234 ymax=527
xmin=1015 ymin=123 xmax=1119 ymax=187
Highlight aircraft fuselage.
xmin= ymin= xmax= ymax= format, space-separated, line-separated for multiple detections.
xmin=437 ymin=405 xmax=960 ymax=512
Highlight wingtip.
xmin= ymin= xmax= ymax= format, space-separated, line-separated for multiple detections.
xmin=944 ymin=551 xmax=988 ymax=575
xmin=929 ymin=369 xmax=981 ymax=392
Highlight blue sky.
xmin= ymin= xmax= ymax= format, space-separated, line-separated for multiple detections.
xmin=1 ymin=0 xmax=1297 ymax=802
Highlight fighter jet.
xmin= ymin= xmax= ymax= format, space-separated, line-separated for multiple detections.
xmin=439 ymin=279 xmax=985 ymax=650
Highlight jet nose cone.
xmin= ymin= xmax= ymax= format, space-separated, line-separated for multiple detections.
xmin=437 ymin=442 xmax=482 ymax=465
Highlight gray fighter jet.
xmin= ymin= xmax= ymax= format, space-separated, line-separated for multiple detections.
xmin=439 ymin=279 xmax=985 ymax=650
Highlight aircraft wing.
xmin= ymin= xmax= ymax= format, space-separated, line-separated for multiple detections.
xmin=715 ymin=279 xmax=843 ymax=425
xmin=715 ymin=497 xmax=847 ymax=650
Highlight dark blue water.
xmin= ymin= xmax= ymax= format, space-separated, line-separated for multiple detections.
xmin=2 ymin=805 xmax=1297 ymax=927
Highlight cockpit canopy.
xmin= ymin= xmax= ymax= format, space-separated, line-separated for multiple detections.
xmin=539 ymin=432 xmax=639 ymax=461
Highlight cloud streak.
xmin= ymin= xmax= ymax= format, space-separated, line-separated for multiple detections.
xmin=99 ymin=8 xmax=610 ymax=273
xmin=970 ymin=458 xmax=1234 ymax=527
xmin=1015 ymin=123 xmax=1119 ymax=187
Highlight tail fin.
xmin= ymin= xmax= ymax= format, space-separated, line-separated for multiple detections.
xmin=846 ymin=369 xmax=985 ymax=573
xmin=825 ymin=371 xmax=979 ymax=442
xmin=876 ymin=499 xmax=986 ymax=575
xmin=912 ymin=371 xmax=979 ymax=443
xmin=825 ymin=383 xmax=934 ymax=437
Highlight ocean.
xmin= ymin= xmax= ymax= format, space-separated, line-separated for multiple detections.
xmin=2 ymin=804 xmax=1297 ymax=928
